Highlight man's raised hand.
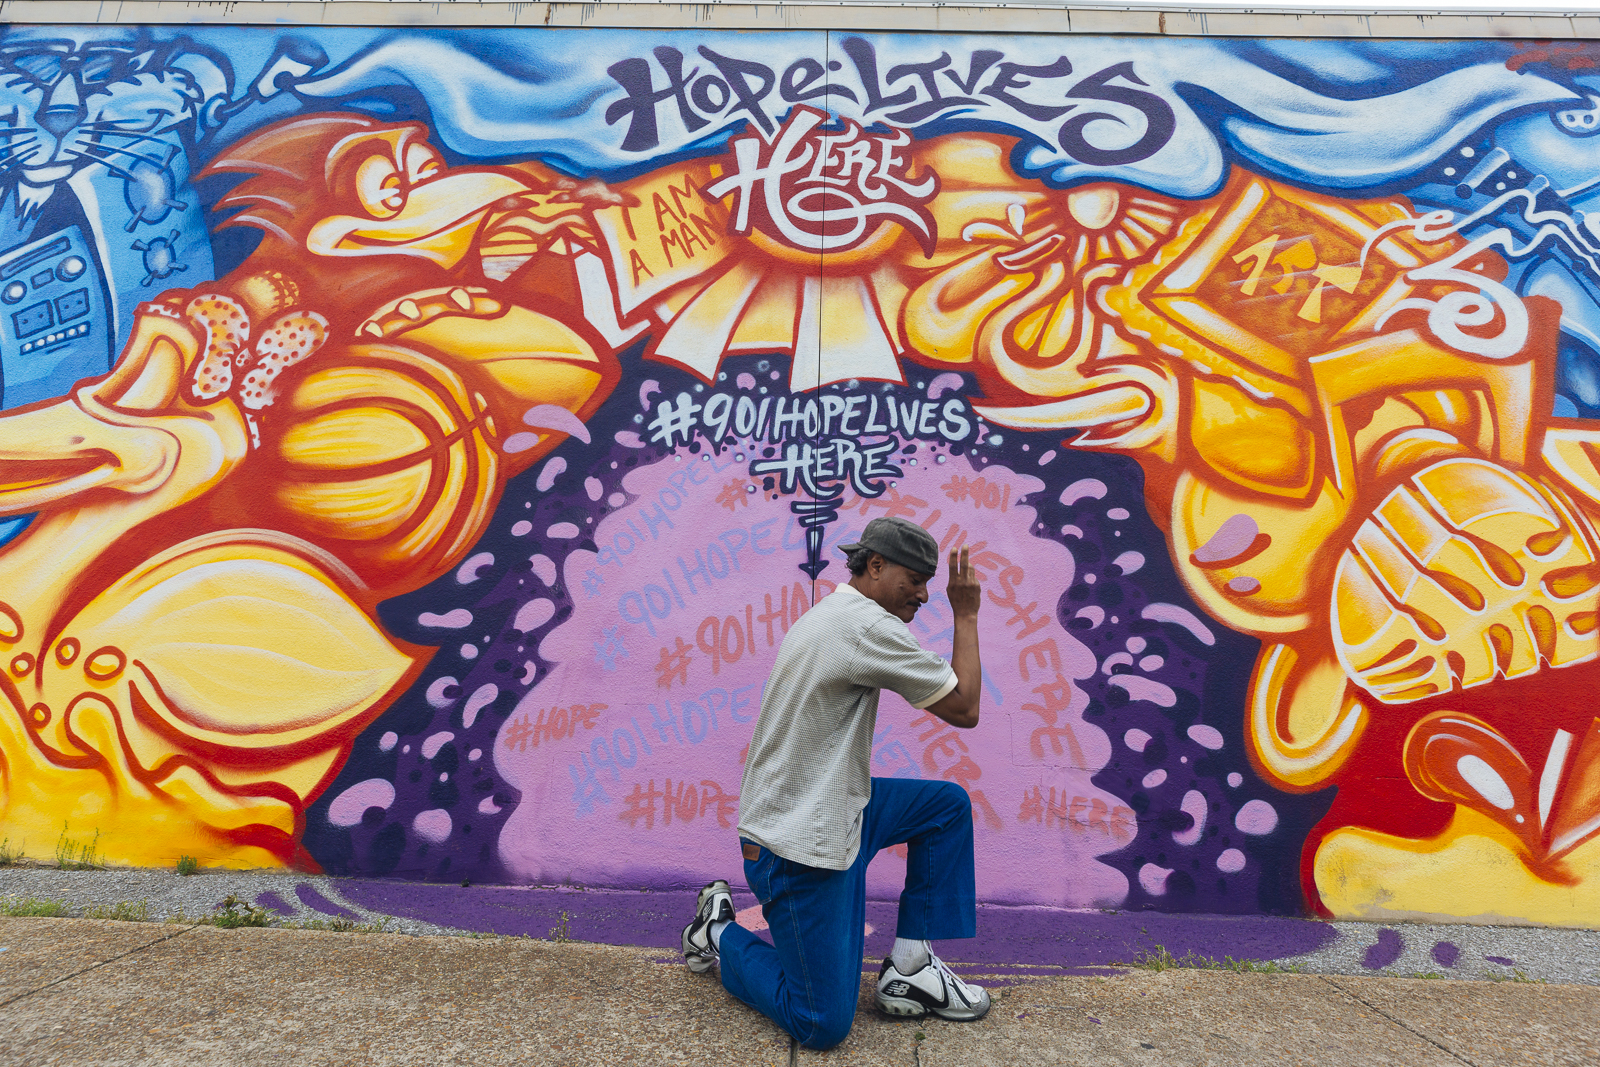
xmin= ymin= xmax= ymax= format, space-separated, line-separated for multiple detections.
xmin=947 ymin=546 xmax=981 ymax=620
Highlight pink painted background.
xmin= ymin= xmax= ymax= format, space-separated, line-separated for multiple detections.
xmin=496 ymin=432 xmax=1133 ymax=907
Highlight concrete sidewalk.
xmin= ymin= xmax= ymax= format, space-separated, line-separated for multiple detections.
xmin=0 ymin=916 xmax=1595 ymax=1067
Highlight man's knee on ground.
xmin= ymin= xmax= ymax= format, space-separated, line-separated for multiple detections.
xmin=795 ymin=989 xmax=860 ymax=1051
xmin=798 ymin=1016 xmax=854 ymax=1051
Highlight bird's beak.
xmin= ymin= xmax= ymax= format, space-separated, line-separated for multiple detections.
xmin=0 ymin=309 xmax=243 ymax=519
xmin=0 ymin=399 xmax=127 ymax=515
xmin=308 ymin=171 xmax=537 ymax=269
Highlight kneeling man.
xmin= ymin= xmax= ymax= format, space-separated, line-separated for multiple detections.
xmin=683 ymin=516 xmax=988 ymax=1049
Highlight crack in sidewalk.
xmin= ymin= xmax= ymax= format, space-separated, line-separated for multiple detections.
xmin=0 ymin=923 xmax=197 ymax=1009
xmin=1318 ymin=974 xmax=1479 ymax=1067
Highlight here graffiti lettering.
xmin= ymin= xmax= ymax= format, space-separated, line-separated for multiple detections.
xmin=910 ymin=712 xmax=1003 ymax=832
xmin=643 ymin=388 xmax=973 ymax=521
xmin=1018 ymin=786 xmax=1135 ymax=843
xmin=706 ymin=106 xmax=939 ymax=256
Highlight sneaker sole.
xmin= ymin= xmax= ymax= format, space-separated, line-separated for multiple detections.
xmin=876 ymin=995 xmax=930 ymax=1018
xmin=682 ymin=925 xmax=717 ymax=973
xmin=876 ymin=993 xmax=991 ymax=1022
xmin=931 ymin=1000 xmax=991 ymax=1023
xmin=697 ymin=880 xmax=731 ymax=911
xmin=684 ymin=881 xmax=732 ymax=972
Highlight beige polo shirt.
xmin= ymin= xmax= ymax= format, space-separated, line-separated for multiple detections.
xmin=737 ymin=583 xmax=957 ymax=870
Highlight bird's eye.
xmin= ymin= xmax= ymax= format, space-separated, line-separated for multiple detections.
xmin=405 ymin=143 xmax=442 ymax=183
xmin=354 ymin=154 xmax=405 ymax=219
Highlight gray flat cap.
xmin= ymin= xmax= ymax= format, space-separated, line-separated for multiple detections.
xmin=839 ymin=516 xmax=939 ymax=576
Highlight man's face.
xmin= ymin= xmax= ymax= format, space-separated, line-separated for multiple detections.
xmin=869 ymin=556 xmax=932 ymax=623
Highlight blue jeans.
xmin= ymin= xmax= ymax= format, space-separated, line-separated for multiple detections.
xmin=717 ymin=777 xmax=976 ymax=1050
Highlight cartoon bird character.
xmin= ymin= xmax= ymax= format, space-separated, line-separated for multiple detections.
xmin=0 ymin=113 xmax=620 ymax=867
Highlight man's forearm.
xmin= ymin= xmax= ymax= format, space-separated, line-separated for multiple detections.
xmin=926 ymin=546 xmax=982 ymax=728
xmin=929 ymin=613 xmax=981 ymax=728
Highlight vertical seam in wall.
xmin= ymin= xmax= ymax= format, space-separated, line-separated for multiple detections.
xmin=1316 ymin=974 xmax=1479 ymax=1067
xmin=0 ymin=923 xmax=198 ymax=1009
xmin=817 ymin=28 xmax=832 ymax=607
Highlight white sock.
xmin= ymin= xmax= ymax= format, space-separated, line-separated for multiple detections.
xmin=891 ymin=937 xmax=931 ymax=973
xmin=709 ymin=919 xmax=731 ymax=951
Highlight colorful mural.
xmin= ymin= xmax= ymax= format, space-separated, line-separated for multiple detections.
xmin=4 ymin=25 xmax=1600 ymax=928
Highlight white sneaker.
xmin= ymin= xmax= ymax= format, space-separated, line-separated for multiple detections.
xmin=876 ymin=954 xmax=991 ymax=1021
xmin=681 ymin=880 xmax=734 ymax=973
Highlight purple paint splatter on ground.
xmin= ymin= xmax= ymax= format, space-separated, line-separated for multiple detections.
xmin=254 ymin=891 xmax=293 ymax=916
xmin=1362 ymin=928 xmax=1404 ymax=969
xmin=1431 ymin=941 xmax=1460 ymax=968
xmin=1486 ymin=955 xmax=1517 ymax=967
xmin=295 ymin=883 xmax=360 ymax=920
xmin=333 ymin=880 xmax=1336 ymax=969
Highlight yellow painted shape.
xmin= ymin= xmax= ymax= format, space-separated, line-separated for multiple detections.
xmin=287 ymin=356 xmax=466 ymax=435
xmin=902 ymin=248 xmax=1032 ymax=363
xmin=816 ymin=274 xmax=902 ymax=386
xmin=66 ymin=541 xmax=415 ymax=745
xmin=468 ymin=362 xmax=602 ymax=425
xmin=396 ymin=304 xmax=598 ymax=368
xmin=276 ymin=462 xmax=431 ymax=540
xmin=1169 ymin=470 xmax=1350 ymax=634
xmin=1542 ymin=424 xmax=1600 ymax=507
xmin=1317 ymin=808 xmax=1600 ymax=928
xmin=913 ymin=135 xmax=1016 ymax=186
xmin=387 ymin=436 xmax=484 ymax=567
xmin=1189 ymin=377 xmax=1314 ymax=495
xmin=1014 ymin=301 xmax=1053 ymax=353
xmin=278 ymin=405 xmax=433 ymax=469
xmin=390 ymin=305 xmax=604 ymax=418
xmin=727 ymin=274 xmax=800 ymax=352
xmin=1153 ymin=296 xmax=1305 ymax=384
xmin=1246 ymin=642 xmax=1368 ymax=790
xmin=1332 ymin=461 xmax=1600 ymax=704
xmin=0 ymin=536 xmax=417 ymax=869
xmin=654 ymin=261 xmax=766 ymax=378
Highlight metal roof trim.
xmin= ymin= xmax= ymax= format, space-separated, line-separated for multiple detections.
xmin=0 ymin=0 xmax=1596 ymax=38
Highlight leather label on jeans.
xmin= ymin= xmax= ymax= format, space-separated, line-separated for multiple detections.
xmin=742 ymin=842 xmax=760 ymax=861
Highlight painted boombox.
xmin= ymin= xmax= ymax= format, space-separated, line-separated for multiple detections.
xmin=0 ymin=226 xmax=113 ymax=413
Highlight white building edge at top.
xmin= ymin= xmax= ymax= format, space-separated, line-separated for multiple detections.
xmin=6 ymin=0 xmax=1600 ymax=39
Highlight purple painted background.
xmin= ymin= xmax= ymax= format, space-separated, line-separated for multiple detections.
xmin=304 ymin=358 xmax=1330 ymax=919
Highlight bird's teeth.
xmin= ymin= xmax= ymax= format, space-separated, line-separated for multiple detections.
xmin=397 ymin=299 xmax=422 ymax=320
xmin=360 ymin=320 xmax=384 ymax=338
xmin=449 ymin=287 xmax=473 ymax=310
